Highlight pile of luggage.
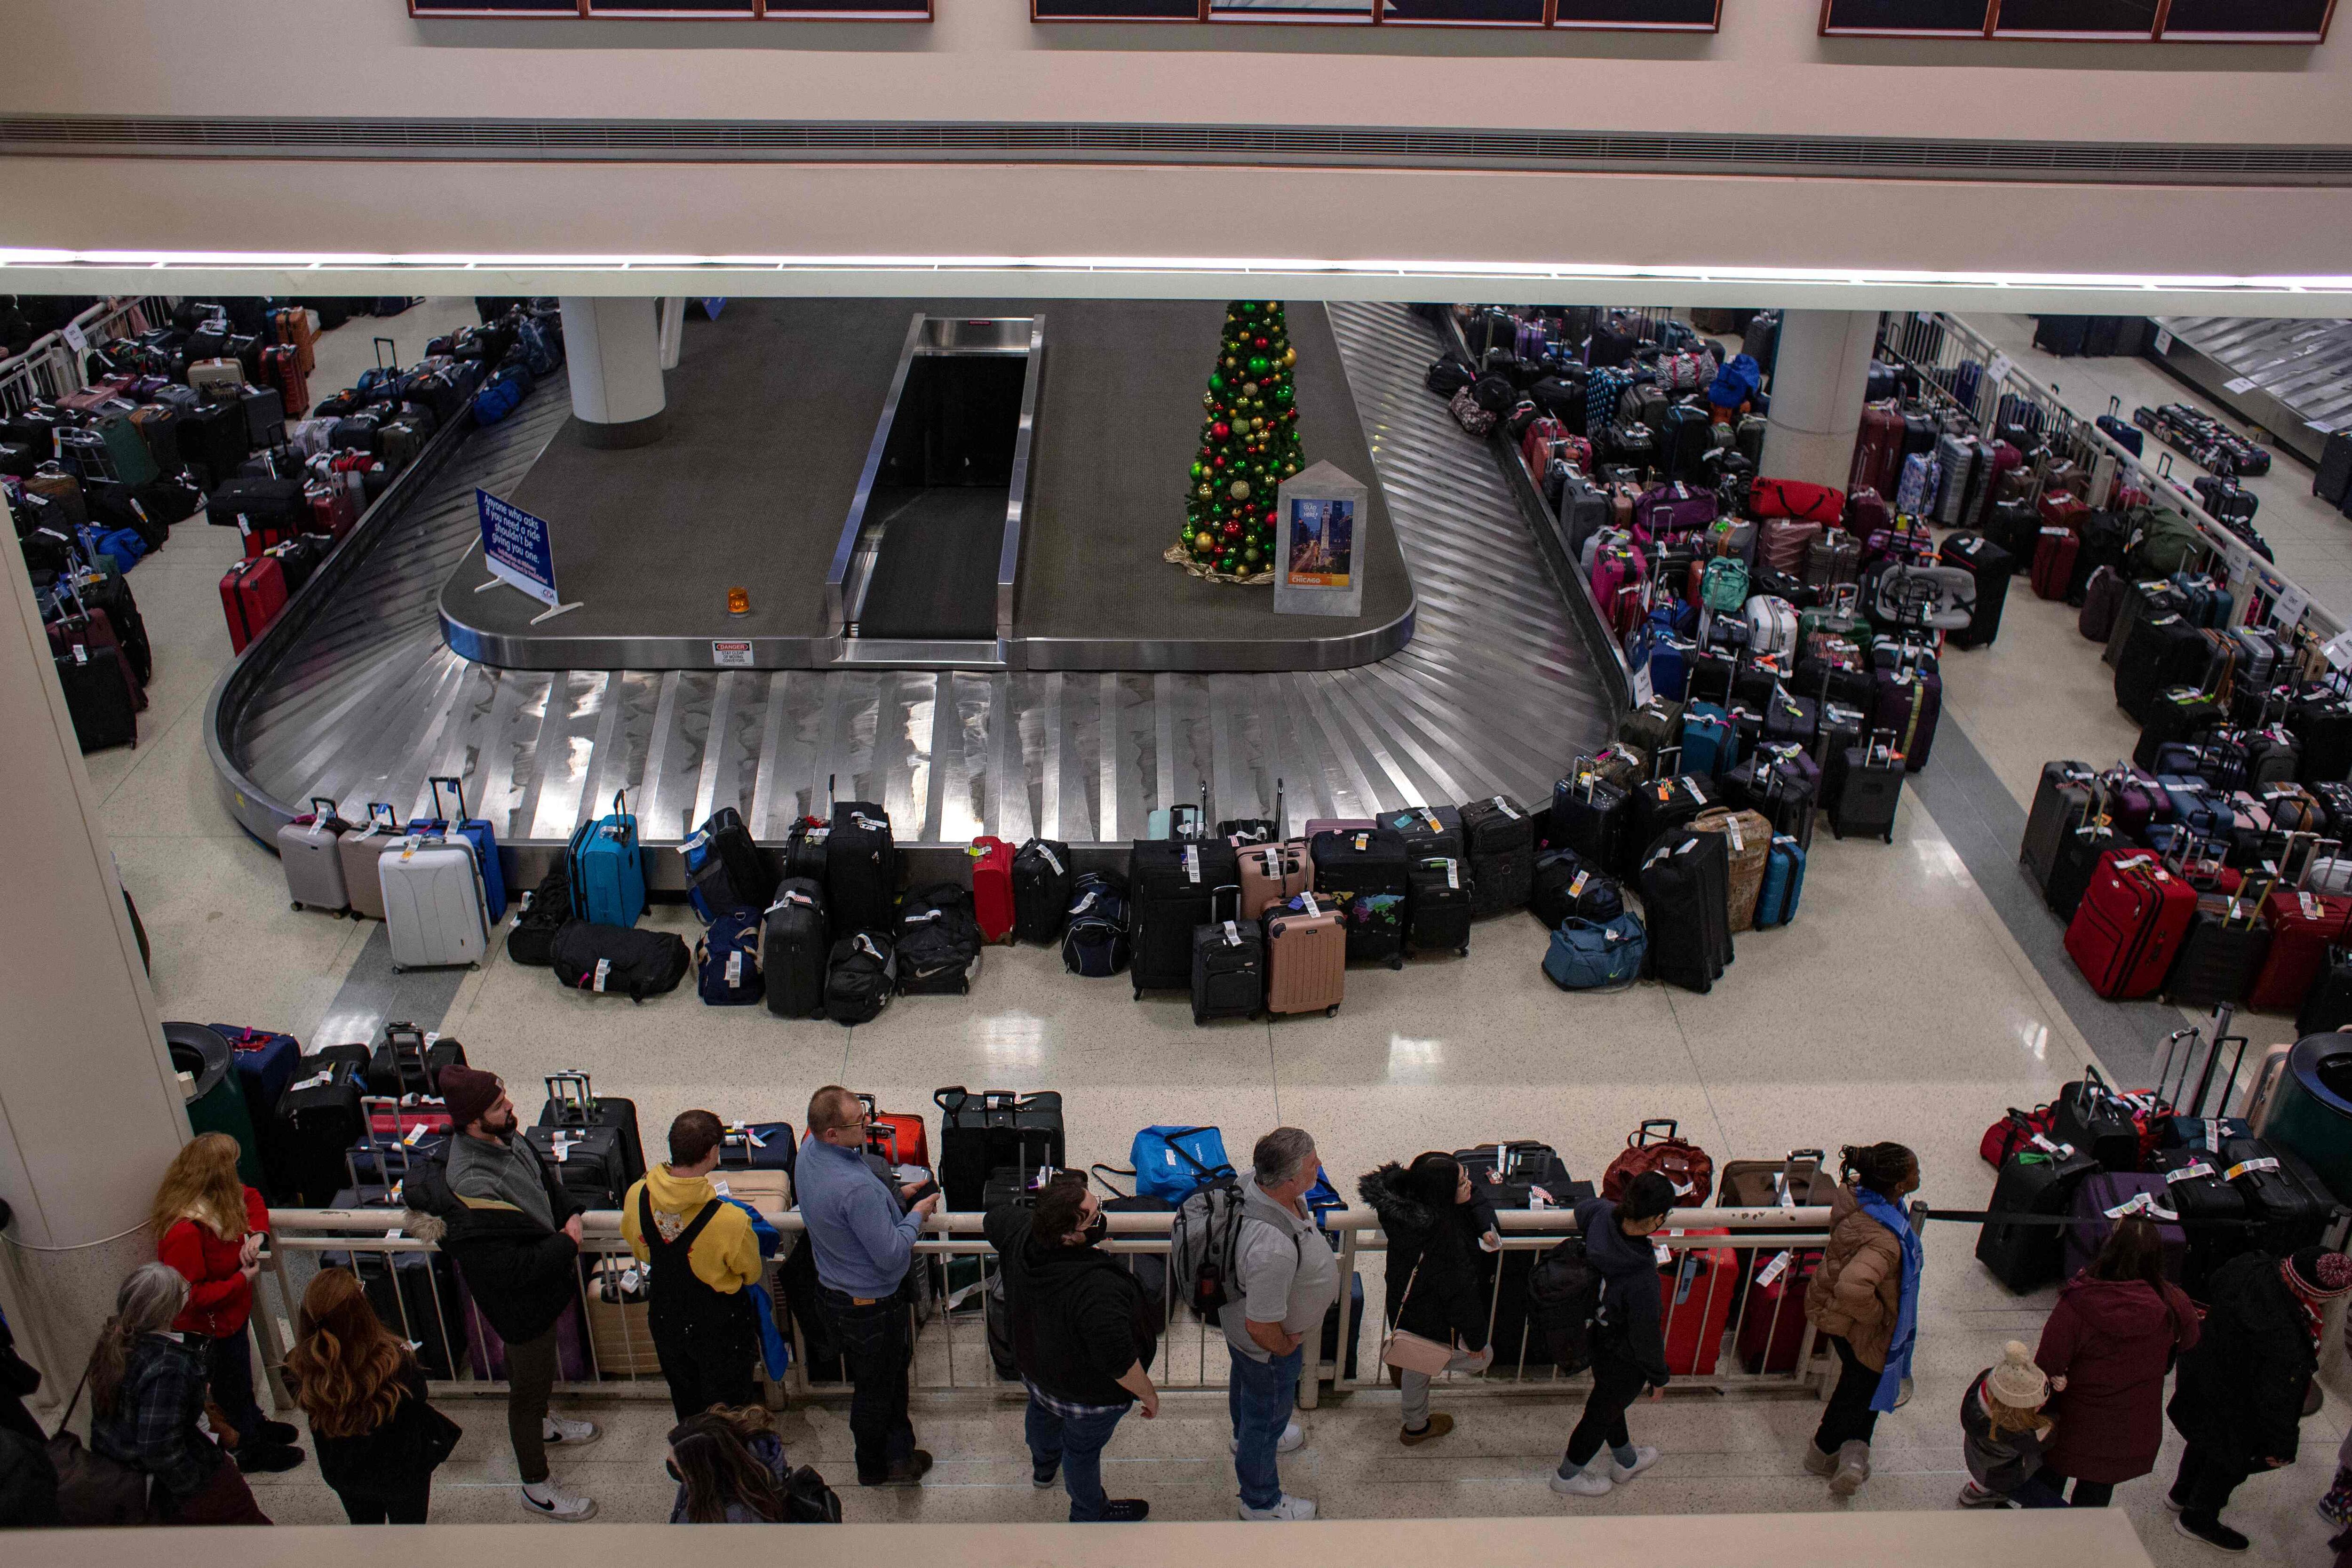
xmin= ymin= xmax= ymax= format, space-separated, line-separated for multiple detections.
xmin=2134 ymin=401 xmax=2272 ymax=480
xmin=277 ymin=776 xmax=512 ymax=972
xmin=1976 ymin=1052 xmax=2336 ymax=1301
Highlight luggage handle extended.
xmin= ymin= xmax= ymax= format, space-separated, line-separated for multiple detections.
xmin=545 ymin=1070 xmax=595 ymax=1124
xmin=430 ymin=775 xmax=470 ymax=823
xmin=306 ymin=796 xmax=342 ymax=827
xmin=373 ymin=336 xmax=398 ymax=373
xmin=381 ymin=1020 xmax=431 ymax=1097
xmin=1629 ymin=1117 xmax=1679 ymax=1147
xmin=352 ymin=1093 xmax=427 ymax=1184
xmin=368 ymin=801 xmax=399 ymax=831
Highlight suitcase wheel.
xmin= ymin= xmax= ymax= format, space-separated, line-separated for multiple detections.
xmin=1458 ymin=944 xmax=1470 ymax=957
xmin=291 ymin=900 xmax=302 ymax=911
xmin=1325 ymin=1004 xmax=1339 ymax=1018
xmin=1389 ymin=957 xmax=1404 ymax=971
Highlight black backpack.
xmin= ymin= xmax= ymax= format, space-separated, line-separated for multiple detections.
xmin=1060 ymin=870 xmax=1130 ymax=978
xmin=1424 ymin=354 xmax=1474 ymax=398
xmin=685 ymin=806 xmax=776 ymax=922
xmin=780 ymin=1464 xmax=843 ymax=1524
xmin=1012 ymin=838 xmax=1073 ymax=944
xmin=825 ymin=931 xmax=895 ymax=1025
xmin=1526 ymin=1235 xmax=1600 ymax=1374
xmin=507 ymin=862 xmax=572 ymax=967
xmin=762 ymin=878 xmax=830 ymax=1019
xmin=548 ymin=921 xmax=691 ymax=1003
xmin=897 ymin=882 xmax=982 ymax=995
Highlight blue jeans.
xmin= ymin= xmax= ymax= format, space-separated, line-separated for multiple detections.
xmin=1227 ymin=1345 xmax=1302 ymax=1511
xmin=1024 ymin=1395 xmax=1129 ymax=1521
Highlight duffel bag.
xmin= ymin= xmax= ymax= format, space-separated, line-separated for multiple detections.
xmin=1602 ymin=1117 xmax=1713 ymax=1207
xmin=1750 ymin=476 xmax=1845 ymax=526
xmin=1542 ymin=913 xmax=1646 ymax=991
xmin=549 ymin=919 xmax=690 ymax=1003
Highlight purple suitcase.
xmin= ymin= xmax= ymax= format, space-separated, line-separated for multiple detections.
xmin=2062 ymin=1171 xmax=2188 ymax=1284
xmin=458 ymin=1265 xmax=592 ymax=1381
xmin=1871 ymin=667 xmax=1942 ymax=774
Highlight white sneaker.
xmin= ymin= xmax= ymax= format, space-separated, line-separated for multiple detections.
xmin=542 ymin=1416 xmax=600 ymax=1447
xmin=1237 ymin=1493 xmax=1318 ymax=1520
xmin=1230 ymin=1422 xmax=1304 ymax=1455
xmin=519 ymin=1480 xmax=598 ymax=1521
xmin=1550 ymin=1464 xmax=1613 ymax=1499
xmin=1608 ymin=1446 xmax=1660 ymax=1483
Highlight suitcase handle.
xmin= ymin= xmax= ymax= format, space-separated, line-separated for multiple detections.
xmin=1630 ymin=1118 xmax=1679 ymax=1147
xmin=307 ymin=796 xmax=341 ymax=823
xmin=368 ymin=801 xmax=398 ymax=830
xmin=545 ymin=1070 xmax=592 ymax=1122
xmin=373 ymin=337 xmax=397 ymax=372
xmin=432 ymin=774 xmax=469 ymax=821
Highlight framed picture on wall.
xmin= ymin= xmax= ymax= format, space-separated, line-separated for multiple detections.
xmin=1550 ymin=0 xmax=1719 ymax=26
xmin=1207 ymin=0 xmax=1376 ymax=21
xmin=1379 ymin=0 xmax=1549 ymax=24
xmin=1819 ymin=0 xmax=1993 ymax=34
xmin=1032 ymin=0 xmax=1202 ymax=15
xmin=586 ymin=0 xmax=758 ymax=14
xmin=1988 ymin=0 xmax=2158 ymax=38
xmin=2159 ymin=0 xmax=2334 ymax=39
xmin=410 ymin=0 xmax=583 ymax=15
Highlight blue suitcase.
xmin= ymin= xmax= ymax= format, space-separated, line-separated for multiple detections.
xmin=718 ymin=1119 xmax=797 ymax=1176
xmin=1680 ymin=702 xmax=1735 ymax=780
xmin=569 ymin=789 xmax=647 ymax=928
xmin=405 ymin=775 xmax=507 ymax=922
xmin=1753 ymin=835 xmax=1806 ymax=928
xmin=2098 ymin=397 xmax=2145 ymax=457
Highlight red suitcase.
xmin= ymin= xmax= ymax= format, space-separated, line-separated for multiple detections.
xmin=2064 ymin=850 xmax=2196 ymax=999
xmin=1849 ymin=405 xmax=1905 ymax=499
xmin=1657 ymin=1228 xmax=1737 ymax=1376
xmin=307 ymin=481 xmax=358 ymax=540
xmin=1734 ymin=1245 xmax=1820 ymax=1374
xmin=2040 ymin=491 xmax=2090 ymax=536
xmin=2031 ymin=527 xmax=2079 ymax=601
xmin=857 ymin=1094 xmax=931 ymax=1170
xmin=220 ymin=556 xmax=288 ymax=653
xmin=2249 ymin=887 xmax=2352 ymax=1012
xmin=969 ymin=835 xmax=1015 ymax=944
xmin=262 ymin=342 xmax=310 ymax=419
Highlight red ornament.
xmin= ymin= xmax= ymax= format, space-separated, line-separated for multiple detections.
xmin=1211 ymin=422 xmax=1231 ymax=439
xmin=1222 ymin=521 xmax=1242 ymax=539
xmin=1212 ymin=455 xmax=1225 ymax=468
xmin=1253 ymin=337 xmax=1268 ymax=349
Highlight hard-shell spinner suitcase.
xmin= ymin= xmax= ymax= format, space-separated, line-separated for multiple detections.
xmin=1263 ymin=892 xmax=1344 ymax=1018
xmin=542 ymin=1070 xmax=649 ymax=1190
xmin=1406 ymin=855 xmax=1474 ymax=958
xmin=378 ymin=829 xmax=489 ymax=971
xmin=1237 ymin=840 xmax=1310 ymax=920
xmin=409 ymin=774 xmax=506 ymax=923
xmin=970 ymin=835 xmax=1015 ymax=944
xmin=338 ymin=804 xmax=402 ymax=921
xmin=278 ymin=796 xmax=351 ymax=913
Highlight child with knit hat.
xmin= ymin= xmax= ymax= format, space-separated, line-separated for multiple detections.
xmin=1958 ymin=1341 xmax=2065 ymax=1509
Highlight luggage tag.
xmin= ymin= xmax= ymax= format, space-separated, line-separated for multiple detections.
xmin=289 ymin=1069 xmax=332 ymax=1093
xmin=2224 ymin=1156 xmax=2279 ymax=1180
xmin=1491 ymin=795 xmax=1521 ymax=820
xmin=591 ymin=958 xmax=612 ymax=993
xmin=2104 ymin=1192 xmax=2179 ymax=1223
xmin=71 ymin=643 xmax=86 ymax=665
xmin=2164 ymin=1160 xmax=2216 ymax=1185
xmin=1754 ymin=1249 xmax=1795 ymax=1290
xmin=1184 ymin=844 xmax=1200 ymax=883
xmin=1037 ymin=844 xmax=1065 ymax=876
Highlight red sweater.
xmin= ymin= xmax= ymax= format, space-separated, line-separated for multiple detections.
xmin=159 ymin=1187 xmax=269 ymax=1338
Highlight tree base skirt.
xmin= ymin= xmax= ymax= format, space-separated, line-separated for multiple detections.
xmin=1164 ymin=544 xmax=1274 ymax=586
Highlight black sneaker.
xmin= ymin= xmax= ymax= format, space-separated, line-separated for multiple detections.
xmin=234 ymin=1443 xmax=306 ymax=1475
xmin=2175 ymin=1516 xmax=2250 ymax=1554
xmin=1033 ymin=1459 xmax=1061 ymax=1489
xmin=1097 ymin=1499 xmax=1150 ymax=1523
xmin=253 ymin=1419 xmax=300 ymax=1447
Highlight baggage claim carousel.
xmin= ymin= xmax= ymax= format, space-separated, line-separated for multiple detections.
xmin=205 ymin=302 xmax=1612 ymax=882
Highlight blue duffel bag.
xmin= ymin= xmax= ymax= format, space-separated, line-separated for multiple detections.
xmin=1542 ymin=912 xmax=1647 ymax=992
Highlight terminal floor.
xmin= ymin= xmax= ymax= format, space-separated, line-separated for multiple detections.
xmin=1960 ymin=313 xmax=2352 ymax=621
xmin=63 ymin=305 xmax=2347 ymax=1562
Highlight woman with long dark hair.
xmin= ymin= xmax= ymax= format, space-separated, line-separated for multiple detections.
xmin=1802 ymin=1142 xmax=1922 ymax=1499
xmin=285 ymin=1268 xmax=461 ymax=1523
xmin=668 ymin=1405 xmax=797 ymax=1523
xmin=2033 ymin=1217 xmax=2199 ymax=1508
xmin=151 ymin=1133 xmax=302 ymax=1473
xmin=88 ymin=1261 xmax=271 ymax=1524
xmin=1357 ymin=1152 xmax=1496 ymax=1445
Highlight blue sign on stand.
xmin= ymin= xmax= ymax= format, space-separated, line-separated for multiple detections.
xmin=474 ymin=489 xmax=581 ymax=623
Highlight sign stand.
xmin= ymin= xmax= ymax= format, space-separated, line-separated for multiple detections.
xmin=474 ymin=489 xmax=581 ymax=624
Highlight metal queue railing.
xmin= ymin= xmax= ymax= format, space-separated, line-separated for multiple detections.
xmin=252 ymin=1204 xmax=1842 ymax=1413
xmin=0 ymin=294 xmax=177 ymax=417
xmin=1879 ymin=310 xmax=2346 ymax=646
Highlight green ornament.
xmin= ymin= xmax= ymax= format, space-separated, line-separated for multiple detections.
xmin=1247 ymin=355 xmax=1270 ymax=376
xmin=1274 ymin=385 xmax=1294 ymax=406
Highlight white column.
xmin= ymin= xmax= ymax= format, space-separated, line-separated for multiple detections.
xmin=558 ymin=296 xmax=667 ymax=449
xmin=1757 ymin=310 xmax=1877 ymax=490
xmin=0 ymin=532 xmax=189 ymax=1403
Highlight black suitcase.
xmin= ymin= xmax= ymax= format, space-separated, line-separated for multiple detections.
xmin=2050 ymin=1068 xmax=2143 ymax=1173
xmin=2021 ymin=761 xmax=2096 ymax=894
xmin=2298 ymin=946 xmax=2352 ymax=1035
xmin=55 ymin=645 xmax=137 ymax=753
xmin=1625 ymin=777 xmax=1709 ymax=875
xmin=1826 ymin=733 xmax=1903 ymax=844
xmin=2166 ymin=895 xmax=2272 ymax=1010
xmin=324 ymin=1187 xmax=467 ymax=1378
xmin=524 ymin=1122 xmax=626 ymax=1210
xmin=2153 ymin=1146 xmax=2249 ymax=1296
xmin=2033 ymin=316 xmax=2091 ymax=357
xmin=1639 ymin=830 xmax=1732 ymax=993
xmin=1975 ymin=1145 xmax=2098 ymax=1293
xmin=2221 ymin=1137 xmax=2337 ymax=1256
xmin=2134 ymin=688 xmax=2224 ymax=772
xmin=365 ymin=1022 xmax=467 ymax=1099
xmin=1310 ymin=827 xmax=1411 ymax=967
xmin=538 ymin=1070 xmax=646 ymax=1190
xmin=1460 ymin=795 xmax=1537 ymax=915
xmin=761 ymin=878 xmax=829 ymax=1019
xmin=825 ymin=801 xmax=898 ymax=934
xmin=2317 ymin=431 xmax=2352 ymax=509
xmin=1011 ymin=838 xmax=1073 ymax=945
xmin=936 ymin=1088 xmax=1065 ymax=1211
xmin=1549 ymin=771 xmax=1627 ymax=873
xmin=1454 ymin=1141 xmax=1592 ymax=1370
xmin=1128 ymin=838 xmax=1239 ymax=996
xmin=1190 ymin=887 xmax=1265 ymax=1024
xmin=2044 ymin=820 xmax=2120 ymax=923
xmin=1405 ymin=855 xmax=1473 ymax=957
xmin=1941 ymin=533 xmax=2012 ymax=651
xmin=783 ymin=819 xmax=828 ymax=883
xmin=273 ymin=1058 xmax=368 ymax=1207
xmin=1381 ymin=805 xmax=1463 ymax=862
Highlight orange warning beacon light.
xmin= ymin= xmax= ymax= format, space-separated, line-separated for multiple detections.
xmin=727 ymin=586 xmax=750 ymax=616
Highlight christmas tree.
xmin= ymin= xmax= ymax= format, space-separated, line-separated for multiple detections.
xmin=1168 ymin=301 xmax=1303 ymax=583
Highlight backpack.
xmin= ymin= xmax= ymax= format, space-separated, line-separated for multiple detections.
xmin=505 ymin=864 xmax=572 ymax=965
xmin=896 ymin=882 xmax=983 ymax=995
xmin=1060 ymin=870 xmax=1130 ymax=977
xmin=760 ymin=878 xmax=830 ymax=1020
xmin=694 ymin=907 xmax=766 ymax=1007
xmin=1700 ymin=556 xmax=1748 ymax=613
xmin=824 ymin=931 xmax=895 ymax=1025
xmin=1169 ymin=1171 xmax=1253 ymax=1321
xmin=779 ymin=1463 xmax=843 ymax=1524
xmin=549 ymin=920 xmax=691 ymax=1003
xmin=684 ymin=807 xmax=776 ymax=923
xmin=1424 ymin=354 xmax=1474 ymax=398
xmin=1525 ymin=1236 xmax=1601 ymax=1375
xmin=513 ymin=316 xmax=564 ymax=378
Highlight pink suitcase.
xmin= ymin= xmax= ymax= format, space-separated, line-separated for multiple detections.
xmin=1263 ymin=894 xmax=1345 ymax=1018
xmin=1239 ymin=841 xmax=1309 ymax=920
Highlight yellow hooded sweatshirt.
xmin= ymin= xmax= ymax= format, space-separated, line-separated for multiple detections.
xmin=620 ymin=1164 xmax=763 ymax=1294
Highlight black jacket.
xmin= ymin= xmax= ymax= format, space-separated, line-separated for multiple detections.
xmin=2169 ymin=1251 xmax=2316 ymax=1468
xmin=1577 ymin=1197 xmax=1670 ymax=1388
xmin=1358 ymin=1165 xmax=1493 ymax=1354
xmin=407 ymin=1143 xmax=582 ymax=1345
xmin=984 ymin=1207 xmax=1156 ymax=1407
xmin=312 ymin=1363 xmax=458 ymax=1499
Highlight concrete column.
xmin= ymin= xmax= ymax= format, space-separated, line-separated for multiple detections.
xmin=558 ymin=296 xmax=667 ymax=450
xmin=1756 ymin=310 xmax=1877 ymax=490
xmin=0 ymin=533 xmax=189 ymax=1406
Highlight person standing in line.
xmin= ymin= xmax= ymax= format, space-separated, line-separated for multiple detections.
xmin=423 ymin=1065 xmax=601 ymax=1522
xmin=87 ymin=1262 xmax=271 ymax=1524
xmin=1357 ymin=1153 xmax=1495 ymax=1447
xmin=1223 ymin=1127 xmax=1341 ymax=1523
xmin=795 ymin=1084 xmax=941 ymax=1488
xmin=667 ymin=1405 xmax=814 ymax=1524
xmin=1550 ymin=1171 xmax=1675 ymax=1499
xmin=2166 ymin=1246 xmax=2352 ymax=1553
xmin=1958 ymin=1341 xmax=2065 ymax=1508
xmin=284 ymin=1267 xmax=461 ymax=1524
xmin=2033 ymin=1216 xmax=2200 ymax=1507
xmin=622 ymin=1109 xmax=766 ymax=1422
xmin=151 ymin=1132 xmax=304 ymax=1474
xmin=1802 ymin=1141 xmax=1922 ymax=1499
xmin=985 ymin=1171 xmax=1160 ymax=1522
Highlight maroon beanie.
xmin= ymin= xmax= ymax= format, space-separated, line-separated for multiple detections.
xmin=437 ymin=1065 xmax=504 ymax=1132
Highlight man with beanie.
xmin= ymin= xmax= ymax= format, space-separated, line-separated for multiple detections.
xmin=985 ymin=1171 xmax=1160 ymax=1523
xmin=429 ymin=1066 xmax=601 ymax=1522
xmin=621 ymin=1109 xmax=765 ymax=1421
xmin=1551 ymin=1171 xmax=1676 ymax=1499
xmin=2167 ymin=1245 xmax=2352 ymax=1553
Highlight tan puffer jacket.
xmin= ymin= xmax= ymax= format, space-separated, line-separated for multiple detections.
xmin=1804 ymin=1183 xmax=1905 ymax=1371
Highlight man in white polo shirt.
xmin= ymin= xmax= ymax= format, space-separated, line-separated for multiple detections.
xmin=1220 ymin=1126 xmax=1339 ymax=1522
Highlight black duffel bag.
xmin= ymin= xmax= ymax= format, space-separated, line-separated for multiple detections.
xmin=825 ymin=931 xmax=896 ymax=1025
xmin=505 ymin=864 xmax=572 ymax=967
xmin=548 ymin=919 xmax=689 ymax=1003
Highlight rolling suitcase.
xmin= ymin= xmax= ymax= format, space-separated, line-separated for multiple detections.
xmin=1826 ymin=732 xmax=1903 ymax=844
xmin=1128 ymin=838 xmax=1240 ymax=997
xmin=2022 ymin=762 xmax=2097 ymax=895
xmin=1549 ymin=768 xmax=1628 ymax=874
xmin=1639 ymin=831 xmax=1733 ymax=993
xmin=365 ymin=1021 xmax=467 ymax=1100
xmin=2249 ymin=884 xmax=2352 ymax=1012
xmin=1308 ymin=827 xmax=1411 ymax=968
xmin=568 ymin=789 xmax=647 ymax=928
xmin=1941 ymin=533 xmax=2011 ymax=650
xmin=1976 ymin=1140 xmax=2098 ymax=1293
xmin=683 ymin=806 xmax=776 ymax=923
xmin=1872 ymin=667 xmax=1941 ymax=775
xmin=219 ymin=555 xmax=287 ymax=653
xmin=2221 ymin=1137 xmax=2336 ymax=1256
xmin=2064 ymin=850 xmax=2197 ymax=1000
xmin=277 ymin=798 xmax=350 ymax=914
xmin=969 ymin=836 xmax=1015 ymax=944
xmin=1752 ymin=835 xmax=1805 ymax=927
xmin=1191 ymin=886 xmax=1263 ymax=1025
xmin=1263 ymin=893 xmax=1344 ymax=1018
xmin=825 ymin=797 xmax=898 ymax=934
xmin=1382 ymin=804 xmax=1464 ymax=862
xmin=2062 ymin=1173 xmax=2188 ymax=1284
xmin=273 ymin=1057 xmax=370 ymax=1207
xmin=1405 ymin=855 xmax=1473 ymax=957
xmin=323 ymin=1186 xmax=467 ymax=1377
xmin=1692 ymin=807 xmax=1773 ymax=934
xmin=1460 ymin=796 xmax=1537 ymax=915
xmin=2316 ymin=430 xmax=2352 ymax=508
xmin=2167 ymin=889 xmax=2273 ymax=1009
xmin=935 ymin=1088 xmax=1061 ymax=1210
xmin=540 ymin=1070 xmax=647 ymax=1190
xmin=409 ymin=775 xmax=506 ymax=923
xmin=1237 ymin=841 xmax=1309 ymax=920
xmin=337 ymin=804 xmax=403 ymax=921
xmin=761 ymin=878 xmax=830 ymax=1019
xmin=1011 ymin=838 xmax=1073 ymax=944
xmin=378 ymin=830 xmax=489 ymax=971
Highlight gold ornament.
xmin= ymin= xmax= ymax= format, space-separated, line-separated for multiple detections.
xmin=1250 ymin=417 xmax=1263 ymax=431
xmin=1229 ymin=479 xmax=1251 ymax=501
xmin=1282 ymin=347 xmax=1296 ymax=368
xmin=1242 ymin=381 xmax=1259 ymax=397
xmin=1196 ymin=482 xmax=1213 ymax=498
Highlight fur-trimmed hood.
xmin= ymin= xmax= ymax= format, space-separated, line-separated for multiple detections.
xmin=1358 ymin=1163 xmax=1442 ymax=1237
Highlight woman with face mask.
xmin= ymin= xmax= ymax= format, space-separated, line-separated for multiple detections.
xmin=1358 ymin=1152 xmax=1497 ymax=1446
xmin=983 ymin=1172 xmax=1160 ymax=1523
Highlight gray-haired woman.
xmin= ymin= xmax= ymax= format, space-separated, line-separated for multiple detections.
xmin=89 ymin=1262 xmax=272 ymax=1525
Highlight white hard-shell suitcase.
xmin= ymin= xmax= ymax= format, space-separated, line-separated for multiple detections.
xmin=380 ymin=831 xmax=489 ymax=971
xmin=339 ymin=804 xmax=403 ymax=921
xmin=278 ymin=796 xmax=351 ymax=914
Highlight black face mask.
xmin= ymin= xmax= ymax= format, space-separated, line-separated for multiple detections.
xmin=1082 ymin=1215 xmax=1109 ymax=1248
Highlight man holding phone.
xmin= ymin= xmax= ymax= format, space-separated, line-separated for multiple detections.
xmin=797 ymin=1084 xmax=943 ymax=1488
